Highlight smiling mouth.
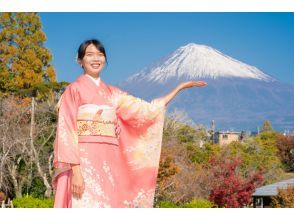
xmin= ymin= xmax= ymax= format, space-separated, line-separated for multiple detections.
xmin=91 ymin=64 xmax=101 ymax=69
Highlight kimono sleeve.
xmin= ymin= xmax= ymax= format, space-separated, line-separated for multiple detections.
xmin=115 ymin=90 xmax=166 ymax=131
xmin=52 ymin=84 xmax=80 ymax=188
xmin=110 ymin=86 xmax=166 ymax=207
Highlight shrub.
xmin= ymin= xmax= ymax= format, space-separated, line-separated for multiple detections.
xmin=13 ymin=195 xmax=54 ymax=208
xmin=209 ymin=156 xmax=264 ymax=208
xmin=29 ymin=177 xmax=47 ymax=198
xmin=271 ymin=185 xmax=294 ymax=208
xmin=181 ymin=199 xmax=215 ymax=208
xmin=156 ymin=199 xmax=215 ymax=208
xmin=155 ymin=200 xmax=180 ymax=208
xmin=177 ymin=125 xmax=197 ymax=143
xmin=276 ymin=134 xmax=294 ymax=172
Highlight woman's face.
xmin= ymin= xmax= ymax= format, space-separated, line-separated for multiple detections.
xmin=78 ymin=44 xmax=106 ymax=76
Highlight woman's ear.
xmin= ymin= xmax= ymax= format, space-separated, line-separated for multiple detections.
xmin=77 ymin=58 xmax=83 ymax=67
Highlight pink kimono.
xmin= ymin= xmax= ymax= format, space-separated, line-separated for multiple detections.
xmin=52 ymin=74 xmax=165 ymax=208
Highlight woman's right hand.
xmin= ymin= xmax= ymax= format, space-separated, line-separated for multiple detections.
xmin=71 ymin=165 xmax=85 ymax=199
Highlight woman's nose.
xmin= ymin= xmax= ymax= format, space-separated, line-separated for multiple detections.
xmin=93 ymin=55 xmax=104 ymax=61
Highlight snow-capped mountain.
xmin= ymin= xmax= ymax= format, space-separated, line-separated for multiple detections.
xmin=118 ymin=43 xmax=294 ymax=131
xmin=126 ymin=43 xmax=274 ymax=83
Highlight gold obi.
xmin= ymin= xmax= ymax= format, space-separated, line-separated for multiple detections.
xmin=77 ymin=120 xmax=116 ymax=137
xmin=77 ymin=104 xmax=119 ymax=144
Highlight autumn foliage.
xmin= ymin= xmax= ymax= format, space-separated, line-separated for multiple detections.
xmin=0 ymin=12 xmax=67 ymax=101
xmin=209 ymin=156 xmax=264 ymax=208
xmin=271 ymin=185 xmax=294 ymax=208
xmin=276 ymin=134 xmax=294 ymax=172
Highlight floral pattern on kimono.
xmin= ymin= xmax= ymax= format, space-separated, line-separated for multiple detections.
xmin=52 ymin=74 xmax=165 ymax=208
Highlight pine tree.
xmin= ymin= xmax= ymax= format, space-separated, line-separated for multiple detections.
xmin=0 ymin=12 xmax=59 ymax=100
xmin=261 ymin=120 xmax=273 ymax=133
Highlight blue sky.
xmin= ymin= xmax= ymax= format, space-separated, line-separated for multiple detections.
xmin=40 ymin=13 xmax=294 ymax=85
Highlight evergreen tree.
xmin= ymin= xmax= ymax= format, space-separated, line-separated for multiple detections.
xmin=261 ymin=120 xmax=273 ymax=133
xmin=0 ymin=12 xmax=61 ymax=100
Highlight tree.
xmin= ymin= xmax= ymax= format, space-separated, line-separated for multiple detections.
xmin=0 ymin=96 xmax=32 ymax=197
xmin=0 ymin=95 xmax=57 ymax=198
xmin=156 ymin=117 xmax=211 ymax=204
xmin=186 ymin=142 xmax=221 ymax=165
xmin=155 ymin=146 xmax=180 ymax=202
xmin=276 ymin=134 xmax=294 ymax=172
xmin=208 ymin=156 xmax=264 ymax=208
xmin=0 ymin=12 xmax=58 ymax=100
xmin=271 ymin=185 xmax=294 ymax=208
xmin=261 ymin=120 xmax=273 ymax=133
xmin=254 ymin=131 xmax=284 ymax=184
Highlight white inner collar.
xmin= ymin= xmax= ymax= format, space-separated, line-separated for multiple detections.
xmin=86 ymin=74 xmax=100 ymax=86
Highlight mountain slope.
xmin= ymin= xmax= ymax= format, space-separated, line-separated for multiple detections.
xmin=118 ymin=43 xmax=294 ymax=131
xmin=126 ymin=43 xmax=274 ymax=83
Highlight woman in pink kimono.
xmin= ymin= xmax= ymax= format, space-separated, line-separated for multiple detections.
xmin=52 ymin=39 xmax=207 ymax=208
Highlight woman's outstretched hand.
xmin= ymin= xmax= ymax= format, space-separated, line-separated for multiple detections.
xmin=153 ymin=80 xmax=208 ymax=107
xmin=179 ymin=81 xmax=207 ymax=90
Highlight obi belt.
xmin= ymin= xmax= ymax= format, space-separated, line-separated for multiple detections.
xmin=77 ymin=104 xmax=119 ymax=146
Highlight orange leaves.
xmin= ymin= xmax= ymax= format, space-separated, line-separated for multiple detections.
xmin=157 ymin=147 xmax=179 ymax=183
xmin=45 ymin=66 xmax=57 ymax=82
xmin=271 ymin=185 xmax=294 ymax=208
xmin=0 ymin=12 xmax=57 ymax=99
xmin=276 ymin=134 xmax=294 ymax=172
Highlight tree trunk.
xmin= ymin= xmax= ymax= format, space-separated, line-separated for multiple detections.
xmin=10 ymin=165 xmax=22 ymax=198
xmin=30 ymin=97 xmax=52 ymax=198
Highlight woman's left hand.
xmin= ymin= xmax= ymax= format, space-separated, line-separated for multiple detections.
xmin=179 ymin=81 xmax=207 ymax=90
xmin=153 ymin=80 xmax=208 ymax=107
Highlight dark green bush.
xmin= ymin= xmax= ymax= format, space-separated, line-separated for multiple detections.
xmin=29 ymin=177 xmax=47 ymax=198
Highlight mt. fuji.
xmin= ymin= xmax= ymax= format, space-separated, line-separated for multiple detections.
xmin=118 ymin=43 xmax=294 ymax=131
xmin=126 ymin=43 xmax=274 ymax=83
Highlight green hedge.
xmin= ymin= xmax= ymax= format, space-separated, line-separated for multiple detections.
xmin=13 ymin=196 xmax=213 ymax=208
xmin=156 ymin=199 xmax=215 ymax=208
xmin=181 ymin=199 xmax=215 ymax=208
xmin=156 ymin=200 xmax=180 ymax=208
xmin=13 ymin=195 xmax=54 ymax=208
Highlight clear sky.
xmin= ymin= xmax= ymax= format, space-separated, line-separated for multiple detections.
xmin=40 ymin=13 xmax=294 ymax=85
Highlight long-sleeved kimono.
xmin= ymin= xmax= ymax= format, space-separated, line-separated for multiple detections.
xmin=52 ymin=74 xmax=165 ymax=208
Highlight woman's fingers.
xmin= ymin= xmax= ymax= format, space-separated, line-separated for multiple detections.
xmin=193 ymin=81 xmax=207 ymax=86
xmin=72 ymin=185 xmax=77 ymax=198
xmin=181 ymin=81 xmax=207 ymax=89
xmin=71 ymin=169 xmax=85 ymax=199
xmin=72 ymin=183 xmax=84 ymax=199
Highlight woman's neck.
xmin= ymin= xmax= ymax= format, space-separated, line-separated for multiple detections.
xmin=85 ymin=72 xmax=100 ymax=79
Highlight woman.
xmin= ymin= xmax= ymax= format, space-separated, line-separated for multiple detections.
xmin=52 ymin=39 xmax=207 ymax=208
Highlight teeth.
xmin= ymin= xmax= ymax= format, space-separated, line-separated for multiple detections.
xmin=91 ymin=64 xmax=100 ymax=68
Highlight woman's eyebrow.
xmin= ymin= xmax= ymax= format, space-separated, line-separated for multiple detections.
xmin=86 ymin=51 xmax=103 ymax=54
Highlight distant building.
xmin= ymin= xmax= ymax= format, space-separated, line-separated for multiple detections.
xmin=215 ymin=131 xmax=241 ymax=146
xmin=252 ymin=178 xmax=294 ymax=208
xmin=283 ymin=130 xmax=294 ymax=136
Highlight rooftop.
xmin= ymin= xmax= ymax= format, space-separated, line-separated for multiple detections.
xmin=252 ymin=178 xmax=294 ymax=197
xmin=217 ymin=131 xmax=241 ymax=134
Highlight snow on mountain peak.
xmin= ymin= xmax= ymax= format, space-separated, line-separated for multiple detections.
xmin=127 ymin=43 xmax=274 ymax=83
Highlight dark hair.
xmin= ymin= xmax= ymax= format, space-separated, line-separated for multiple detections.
xmin=77 ymin=39 xmax=107 ymax=62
